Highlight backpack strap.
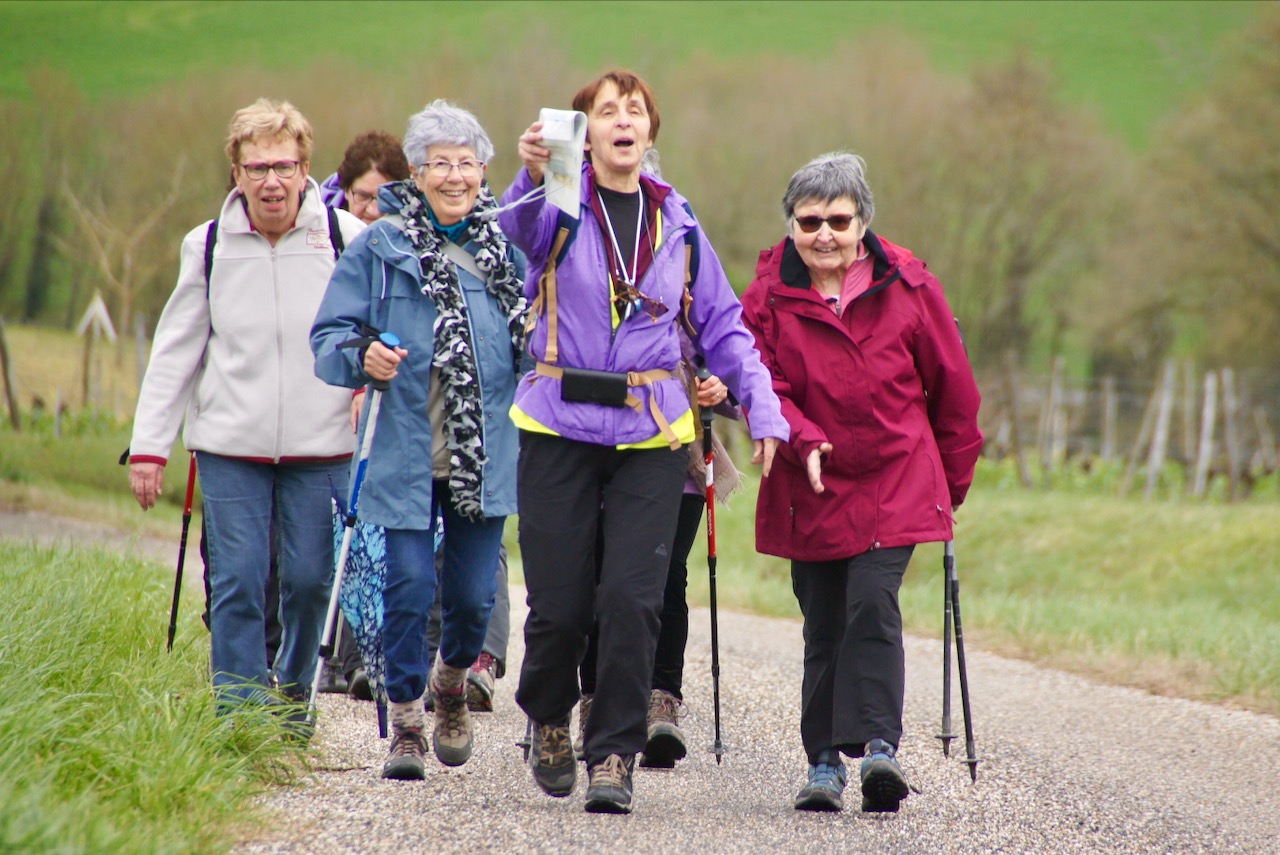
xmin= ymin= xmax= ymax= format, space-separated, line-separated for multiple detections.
xmin=326 ymin=206 xmax=345 ymax=259
xmin=527 ymin=224 xmax=571 ymax=365
xmin=204 ymin=219 xmax=219 ymax=294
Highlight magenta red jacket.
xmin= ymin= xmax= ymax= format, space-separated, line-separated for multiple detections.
xmin=740 ymin=232 xmax=983 ymax=562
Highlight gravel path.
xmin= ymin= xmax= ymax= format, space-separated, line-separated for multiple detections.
xmin=5 ymin=510 xmax=1278 ymax=853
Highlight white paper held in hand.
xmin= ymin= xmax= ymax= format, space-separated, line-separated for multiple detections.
xmin=538 ymin=108 xmax=587 ymax=219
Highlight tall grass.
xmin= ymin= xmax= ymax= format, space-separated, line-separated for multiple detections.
xmin=0 ymin=541 xmax=306 ymax=853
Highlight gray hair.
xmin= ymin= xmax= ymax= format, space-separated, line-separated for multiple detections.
xmin=781 ymin=151 xmax=875 ymax=226
xmin=403 ymin=99 xmax=495 ymax=166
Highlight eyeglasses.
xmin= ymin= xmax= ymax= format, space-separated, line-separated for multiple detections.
xmin=794 ymin=214 xmax=856 ymax=233
xmin=349 ymin=189 xmax=378 ymax=205
xmin=240 ymin=160 xmax=301 ymax=180
xmin=417 ymin=160 xmax=485 ymax=179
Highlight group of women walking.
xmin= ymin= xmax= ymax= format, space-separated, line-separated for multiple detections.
xmin=129 ymin=67 xmax=981 ymax=817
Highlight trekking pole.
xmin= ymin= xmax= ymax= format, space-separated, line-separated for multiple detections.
xmin=308 ymin=329 xmax=400 ymax=721
xmin=936 ymin=542 xmax=956 ymax=756
xmin=696 ymin=367 xmax=726 ymax=764
xmin=165 ymin=452 xmax=199 ymax=652
xmin=946 ymin=540 xmax=979 ymax=781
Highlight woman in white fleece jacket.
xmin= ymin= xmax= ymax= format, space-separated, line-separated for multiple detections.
xmin=128 ymin=98 xmax=364 ymax=712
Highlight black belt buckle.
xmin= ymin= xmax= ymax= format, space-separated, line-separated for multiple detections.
xmin=560 ymin=367 xmax=629 ymax=407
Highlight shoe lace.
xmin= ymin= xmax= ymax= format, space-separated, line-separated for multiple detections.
xmin=471 ymin=652 xmax=496 ymax=675
xmin=590 ymin=754 xmax=630 ymax=789
xmin=437 ymin=691 xmax=468 ymax=737
xmin=536 ymin=722 xmax=573 ymax=765
xmin=648 ymin=690 xmax=680 ymax=724
xmin=388 ymin=727 xmax=427 ymax=758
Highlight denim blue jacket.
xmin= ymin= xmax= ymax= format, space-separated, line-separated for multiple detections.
xmin=310 ymin=195 xmax=526 ymax=529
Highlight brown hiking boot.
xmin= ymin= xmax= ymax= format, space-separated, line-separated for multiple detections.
xmin=639 ymin=689 xmax=687 ymax=768
xmin=465 ymin=652 xmax=498 ymax=712
xmin=574 ymin=694 xmax=592 ymax=761
xmin=584 ymin=753 xmax=635 ymax=814
xmin=430 ymin=666 xmax=473 ymax=767
xmin=528 ymin=717 xmax=576 ymax=797
xmin=382 ymin=725 xmax=428 ymax=780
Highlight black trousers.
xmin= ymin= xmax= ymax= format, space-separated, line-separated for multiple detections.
xmin=515 ymin=432 xmax=686 ymax=765
xmin=791 ymin=545 xmax=914 ymax=763
xmin=580 ymin=492 xmax=705 ymax=699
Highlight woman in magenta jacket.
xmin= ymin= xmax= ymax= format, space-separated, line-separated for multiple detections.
xmin=741 ymin=152 xmax=983 ymax=815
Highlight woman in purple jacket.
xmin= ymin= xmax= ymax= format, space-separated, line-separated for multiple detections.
xmin=499 ymin=68 xmax=788 ymax=815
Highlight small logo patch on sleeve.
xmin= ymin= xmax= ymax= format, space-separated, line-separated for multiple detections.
xmin=307 ymin=229 xmax=333 ymax=251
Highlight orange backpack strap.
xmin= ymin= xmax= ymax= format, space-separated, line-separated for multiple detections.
xmin=530 ymin=226 xmax=570 ymax=365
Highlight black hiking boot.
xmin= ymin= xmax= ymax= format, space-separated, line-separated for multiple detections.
xmin=584 ymin=753 xmax=635 ymax=814
xmin=794 ymin=749 xmax=847 ymax=811
xmin=528 ymin=717 xmax=576 ymax=797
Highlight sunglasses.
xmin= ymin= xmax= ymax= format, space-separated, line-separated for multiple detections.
xmin=794 ymin=214 xmax=856 ymax=233
xmin=613 ymin=284 xmax=669 ymax=321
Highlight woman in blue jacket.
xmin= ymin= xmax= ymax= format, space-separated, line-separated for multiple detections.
xmin=311 ymin=100 xmax=526 ymax=781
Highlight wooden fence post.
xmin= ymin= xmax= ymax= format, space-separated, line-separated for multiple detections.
xmin=1221 ymin=368 xmax=1241 ymax=502
xmin=0 ymin=318 xmax=21 ymax=431
xmin=1192 ymin=371 xmax=1218 ymax=497
xmin=1180 ymin=360 xmax=1196 ymax=468
xmin=1144 ymin=359 xmax=1177 ymax=500
xmin=1038 ymin=356 xmax=1064 ymax=487
xmin=1100 ymin=375 xmax=1117 ymax=463
xmin=1252 ymin=406 xmax=1276 ymax=473
xmin=1119 ymin=364 xmax=1163 ymax=498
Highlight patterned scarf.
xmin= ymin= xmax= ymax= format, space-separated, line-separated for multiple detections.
xmin=385 ymin=179 xmax=526 ymax=520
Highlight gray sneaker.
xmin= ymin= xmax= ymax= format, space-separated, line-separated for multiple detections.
xmin=859 ymin=738 xmax=909 ymax=813
xmin=430 ymin=682 xmax=473 ymax=767
xmin=584 ymin=753 xmax=635 ymax=814
xmin=529 ymin=717 xmax=576 ymax=797
xmin=639 ymin=689 xmax=687 ymax=768
xmin=382 ymin=725 xmax=428 ymax=780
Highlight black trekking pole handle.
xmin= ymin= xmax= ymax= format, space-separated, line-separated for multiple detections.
xmin=338 ymin=326 xmax=402 ymax=392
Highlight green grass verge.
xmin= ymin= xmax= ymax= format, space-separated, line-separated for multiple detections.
xmin=687 ymin=457 xmax=1280 ymax=715
xmin=0 ymin=541 xmax=310 ymax=853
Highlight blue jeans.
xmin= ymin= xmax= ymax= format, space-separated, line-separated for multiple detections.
xmin=383 ymin=481 xmax=505 ymax=704
xmin=198 ymin=453 xmax=347 ymax=706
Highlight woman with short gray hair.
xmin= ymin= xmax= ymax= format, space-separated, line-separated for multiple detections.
xmin=311 ymin=99 xmax=526 ymax=781
xmin=741 ymin=150 xmax=983 ymax=814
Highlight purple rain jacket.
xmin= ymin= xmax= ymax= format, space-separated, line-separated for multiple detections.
xmin=498 ymin=164 xmax=788 ymax=448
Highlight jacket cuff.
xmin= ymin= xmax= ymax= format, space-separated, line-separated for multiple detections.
xmin=128 ymin=454 xmax=169 ymax=466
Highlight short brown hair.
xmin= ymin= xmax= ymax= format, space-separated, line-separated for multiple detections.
xmin=224 ymin=98 xmax=313 ymax=165
xmin=337 ymin=130 xmax=411 ymax=191
xmin=571 ymin=69 xmax=660 ymax=144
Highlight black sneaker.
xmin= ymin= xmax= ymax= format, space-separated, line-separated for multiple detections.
xmin=528 ymin=718 xmax=576 ymax=797
xmin=584 ymin=753 xmax=634 ymax=814
xmin=860 ymin=738 xmax=909 ymax=813
xmin=794 ymin=750 xmax=847 ymax=811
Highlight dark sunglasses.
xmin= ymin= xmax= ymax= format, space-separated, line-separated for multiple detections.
xmin=794 ymin=214 xmax=856 ymax=233
xmin=613 ymin=284 xmax=669 ymax=321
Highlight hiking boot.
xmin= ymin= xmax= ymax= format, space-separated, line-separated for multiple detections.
xmin=794 ymin=750 xmax=848 ymax=811
xmin=584 ymin=753 xmax=635 ymax=814
xmin=860 ymin=738 xmax=909 ymax=813
xmin=347 ymin=666 xmax=373 ymax=702
xmin=639 ymin=689 xmax=687 ymax=768
xmin=528 ymin=717 xmax=576 ymax=797
xmin=574 ymin=694 xmax=592 ymax=761
xmin=430 ymin=678 xmax=473 ymax=767
xmin=465 ymin=652 xmax=498 ymax=712
xmin=317 ymin=659 xmax=346 ymax=694
xmin=382 ymin=725 xmax=428 ymax=780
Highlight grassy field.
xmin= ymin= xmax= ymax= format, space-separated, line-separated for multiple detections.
xmin=0 ymin=0 xmax=1266 ymax=148
xmin=0 ymin=541 xmax=311 ymax=853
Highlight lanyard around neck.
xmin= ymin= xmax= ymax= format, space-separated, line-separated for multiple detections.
xmin=597 ymin=189 xmax=645 ymax=288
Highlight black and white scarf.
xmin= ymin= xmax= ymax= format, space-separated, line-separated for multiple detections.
xmin=386 ymin=180 xmax=526 ymax=521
